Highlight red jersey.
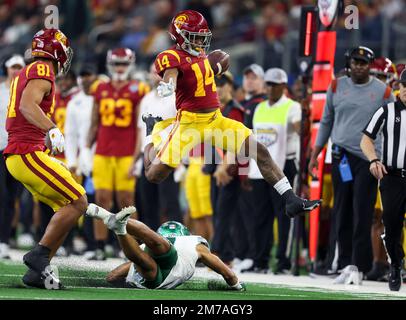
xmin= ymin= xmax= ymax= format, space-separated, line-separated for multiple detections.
xmin=92 ymin=80 xmax=149 ymax=157
xmin=4 ymin=61 xmax=56 ymax=155
xmin=155 ymin=46 xmax=220 ymax=112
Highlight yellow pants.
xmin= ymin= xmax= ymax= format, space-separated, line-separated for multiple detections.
xmin=185 ymin=157 xmax=213 ymax=219
xmin=152 ymin=109 xmax=251 ymax=168
xmin=92 ymin=155 xmax=135 ymax=191
xmin=6 ymin=151 xmax=85 ymax=211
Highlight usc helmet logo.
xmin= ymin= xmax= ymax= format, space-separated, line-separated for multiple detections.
xmin=174 ymin=14 xmax=188 ymax=28
xmin=55 ymin=31 xmax=67 ymax=46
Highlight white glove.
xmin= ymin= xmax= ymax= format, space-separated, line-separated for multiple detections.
xmin=133 ymin=157 xmax=143 ymax=178
xmin=157 ymin=78 xmax=175 ymax=97
xmin=173 ymin=164 xmax=186 ymax=183
xmin=48 ymin=127 xmax=65 ymax=155
xmin=79 ymin=147 xmax=93 ymax=177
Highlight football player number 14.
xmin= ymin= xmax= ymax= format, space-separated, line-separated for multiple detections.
xmin=156 ymin=55 xmax=216 ymax=97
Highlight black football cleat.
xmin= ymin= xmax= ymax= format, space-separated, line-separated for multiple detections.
xmin=284 ymin=191 xmax=321 ymax=218
xmin=23 ymin=245 xmax=64 ymax=290
xmin=142 ymin=114 xmax=163 ymax=136
xmin=389 ymin=265 xmax=402 ymax=291
xmin=22 ymin=269 xmax=45 ymax=289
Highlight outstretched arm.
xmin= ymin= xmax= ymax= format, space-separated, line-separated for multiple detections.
xmin=196 ymin=244 xmax=244 ymax=290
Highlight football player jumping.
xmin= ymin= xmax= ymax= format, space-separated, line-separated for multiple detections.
xmin=82 ymin=48 xmax=150 ymax=260
xmin=143 ymin=10 xmax=321 ymax=218
xmin=3 ymin=29 xmax=130 ymax=289
xmin=86 ymin=205 xmax=245 ymax=291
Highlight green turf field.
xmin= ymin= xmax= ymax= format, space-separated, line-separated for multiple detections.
xmin=0 ymin=261 xmax=404 ymax=300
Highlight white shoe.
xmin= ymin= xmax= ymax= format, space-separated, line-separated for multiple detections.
xmin=232 ymin=258 xmax=242 ymax=268
xmin=333 ymin=265 xmax=362 ymax=285
xmin=86 ymin=204 xmax=112 ymax=223
xmin=17 ymin=233 xmax=35 ymax=248
xmin=55 ymin=246 xmax=68 ymax=257
xmin=0 ymin=243 xmax=10 ymax=259
xmin=106 ymin=206 xmax=136 ymax=235
xmin=235 ymin=259 xmax=254 ymax=272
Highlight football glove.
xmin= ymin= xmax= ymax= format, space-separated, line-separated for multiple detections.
xmin=79 ymin=147 xmax=93 ymax=177
xmin=157 ymin=78 xmax=175 ymax=97
xmin=48 ymin=127 xmax=65 ymax=155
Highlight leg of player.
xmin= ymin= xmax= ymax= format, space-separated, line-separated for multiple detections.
xmin=143 ymin=142 xmax=174 ymax=184
xmin=106 ymin=261 xmax=132 ymax=287
xmin=23 ymin=194 xmax=88 ymax=288
xmin=86 ymin=204 xmax=160 ymax=281
xmin=93 ymin=189 xmax=113 ymax=259
xmin=239 ymin=135 xmax=321 ymax=217
xmin=142 ymin=114 xmax=174 ymax=184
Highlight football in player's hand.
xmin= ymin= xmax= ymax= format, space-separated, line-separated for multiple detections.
xmin=208 ymin=50 xmax=230 ymax=76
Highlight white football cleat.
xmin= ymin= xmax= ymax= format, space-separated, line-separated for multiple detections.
xmin=86 ymin=203 xmax=112 ymax=224
xmin=106 ymin=206 xmax=136 ymax=235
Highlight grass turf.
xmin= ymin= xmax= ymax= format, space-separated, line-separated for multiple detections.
xmin=0 ymin=261 xmax=403 ymax=300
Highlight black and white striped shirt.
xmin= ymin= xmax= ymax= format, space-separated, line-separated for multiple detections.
xmin=363 ymin=99 xmax=406 ymax=169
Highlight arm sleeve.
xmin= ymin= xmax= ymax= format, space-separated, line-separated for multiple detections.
xmin=315 ymin=86 xmax=335 ymax=148
xmin=289 ymin=101 xmax=302 ymax=124
xmin=362 ymin=106 xmax=386 ymax=140
xmin=64 ymin=100 xmax=79 ymax=168
xmin=154 ymin=50 xmax=182 ymax=77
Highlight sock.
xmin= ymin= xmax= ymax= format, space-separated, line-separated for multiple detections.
xmin=273 ymin=177 xmax=293 ymax=196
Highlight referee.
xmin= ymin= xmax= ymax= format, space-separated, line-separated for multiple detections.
xmin=360 ymin=69 xmax=406 ymax=291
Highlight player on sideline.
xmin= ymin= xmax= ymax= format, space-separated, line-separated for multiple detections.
xmin=81 ymin=48 xmax=149 ymax=260
xmin=86 ymin=205 xmax=246 ymax=290
xmin=3 ymin=28 xmax=127 ymax=289
xmin=142 ymin=10 xmax=321 ymax=218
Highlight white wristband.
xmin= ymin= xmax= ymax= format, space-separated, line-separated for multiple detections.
xmin=273 ymin=177 xmax=292 ymax=195
xmin=144 ymin=135 xmax=153 ymax=147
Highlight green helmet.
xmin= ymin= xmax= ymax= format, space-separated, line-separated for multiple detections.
xmin=157 ymin=221 xmax=191 ymax=240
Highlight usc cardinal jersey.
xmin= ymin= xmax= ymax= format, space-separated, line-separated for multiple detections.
xmin=92 ymin=80 xmax=149 ymax=157
xmin=4 ymin=61 xmax=55 ymax=155
xmin=154 ymin=46 xmax=220 ymax=111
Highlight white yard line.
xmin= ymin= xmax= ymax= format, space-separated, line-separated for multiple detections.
xmin=4 ymin=249 xmax=406 ymax=299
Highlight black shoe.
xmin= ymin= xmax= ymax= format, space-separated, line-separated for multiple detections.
xmin=142 ymin=114 xmax=163 ymax=136
xmin=22 ymin=269 xmax=45 ymax=289
xmin=284 ymin=191 xmax=321 ymax=218
xmin=365 ymin=262 xmax=389 ymax=281
xmin=389 ymin=265 xmax=402 ymax=291
xmin=23 ymin=246 xmax=50 ymax=274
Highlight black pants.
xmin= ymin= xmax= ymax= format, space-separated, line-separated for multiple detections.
xmin=380 ymin=174 xmax=406 ymax=267
xmin=232 ymin=186 xmax=256 ymax=260
xmin=248 ymin=160 xmax=296 ymax=269
xmin=0 ymin=151 xmax=21 ymax=244
xmin=138 ymin=165 xmax=182 ymax=232
xmin=212 ymin=177 xmax=240 ymax=262
xmin=332 ymin=151 xmax=377 ymax=273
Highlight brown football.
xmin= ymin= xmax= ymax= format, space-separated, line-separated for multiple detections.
xmin=208 ymin=50 xmax=230 ymax=76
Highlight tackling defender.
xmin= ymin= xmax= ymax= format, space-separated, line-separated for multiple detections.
xmin=3 ymin=28 xmax=125 ymax=289
xmin=143 ymin=10 xmax=321 ymax=218
xmin=86 ymin=206 xmax=245 ymax=291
